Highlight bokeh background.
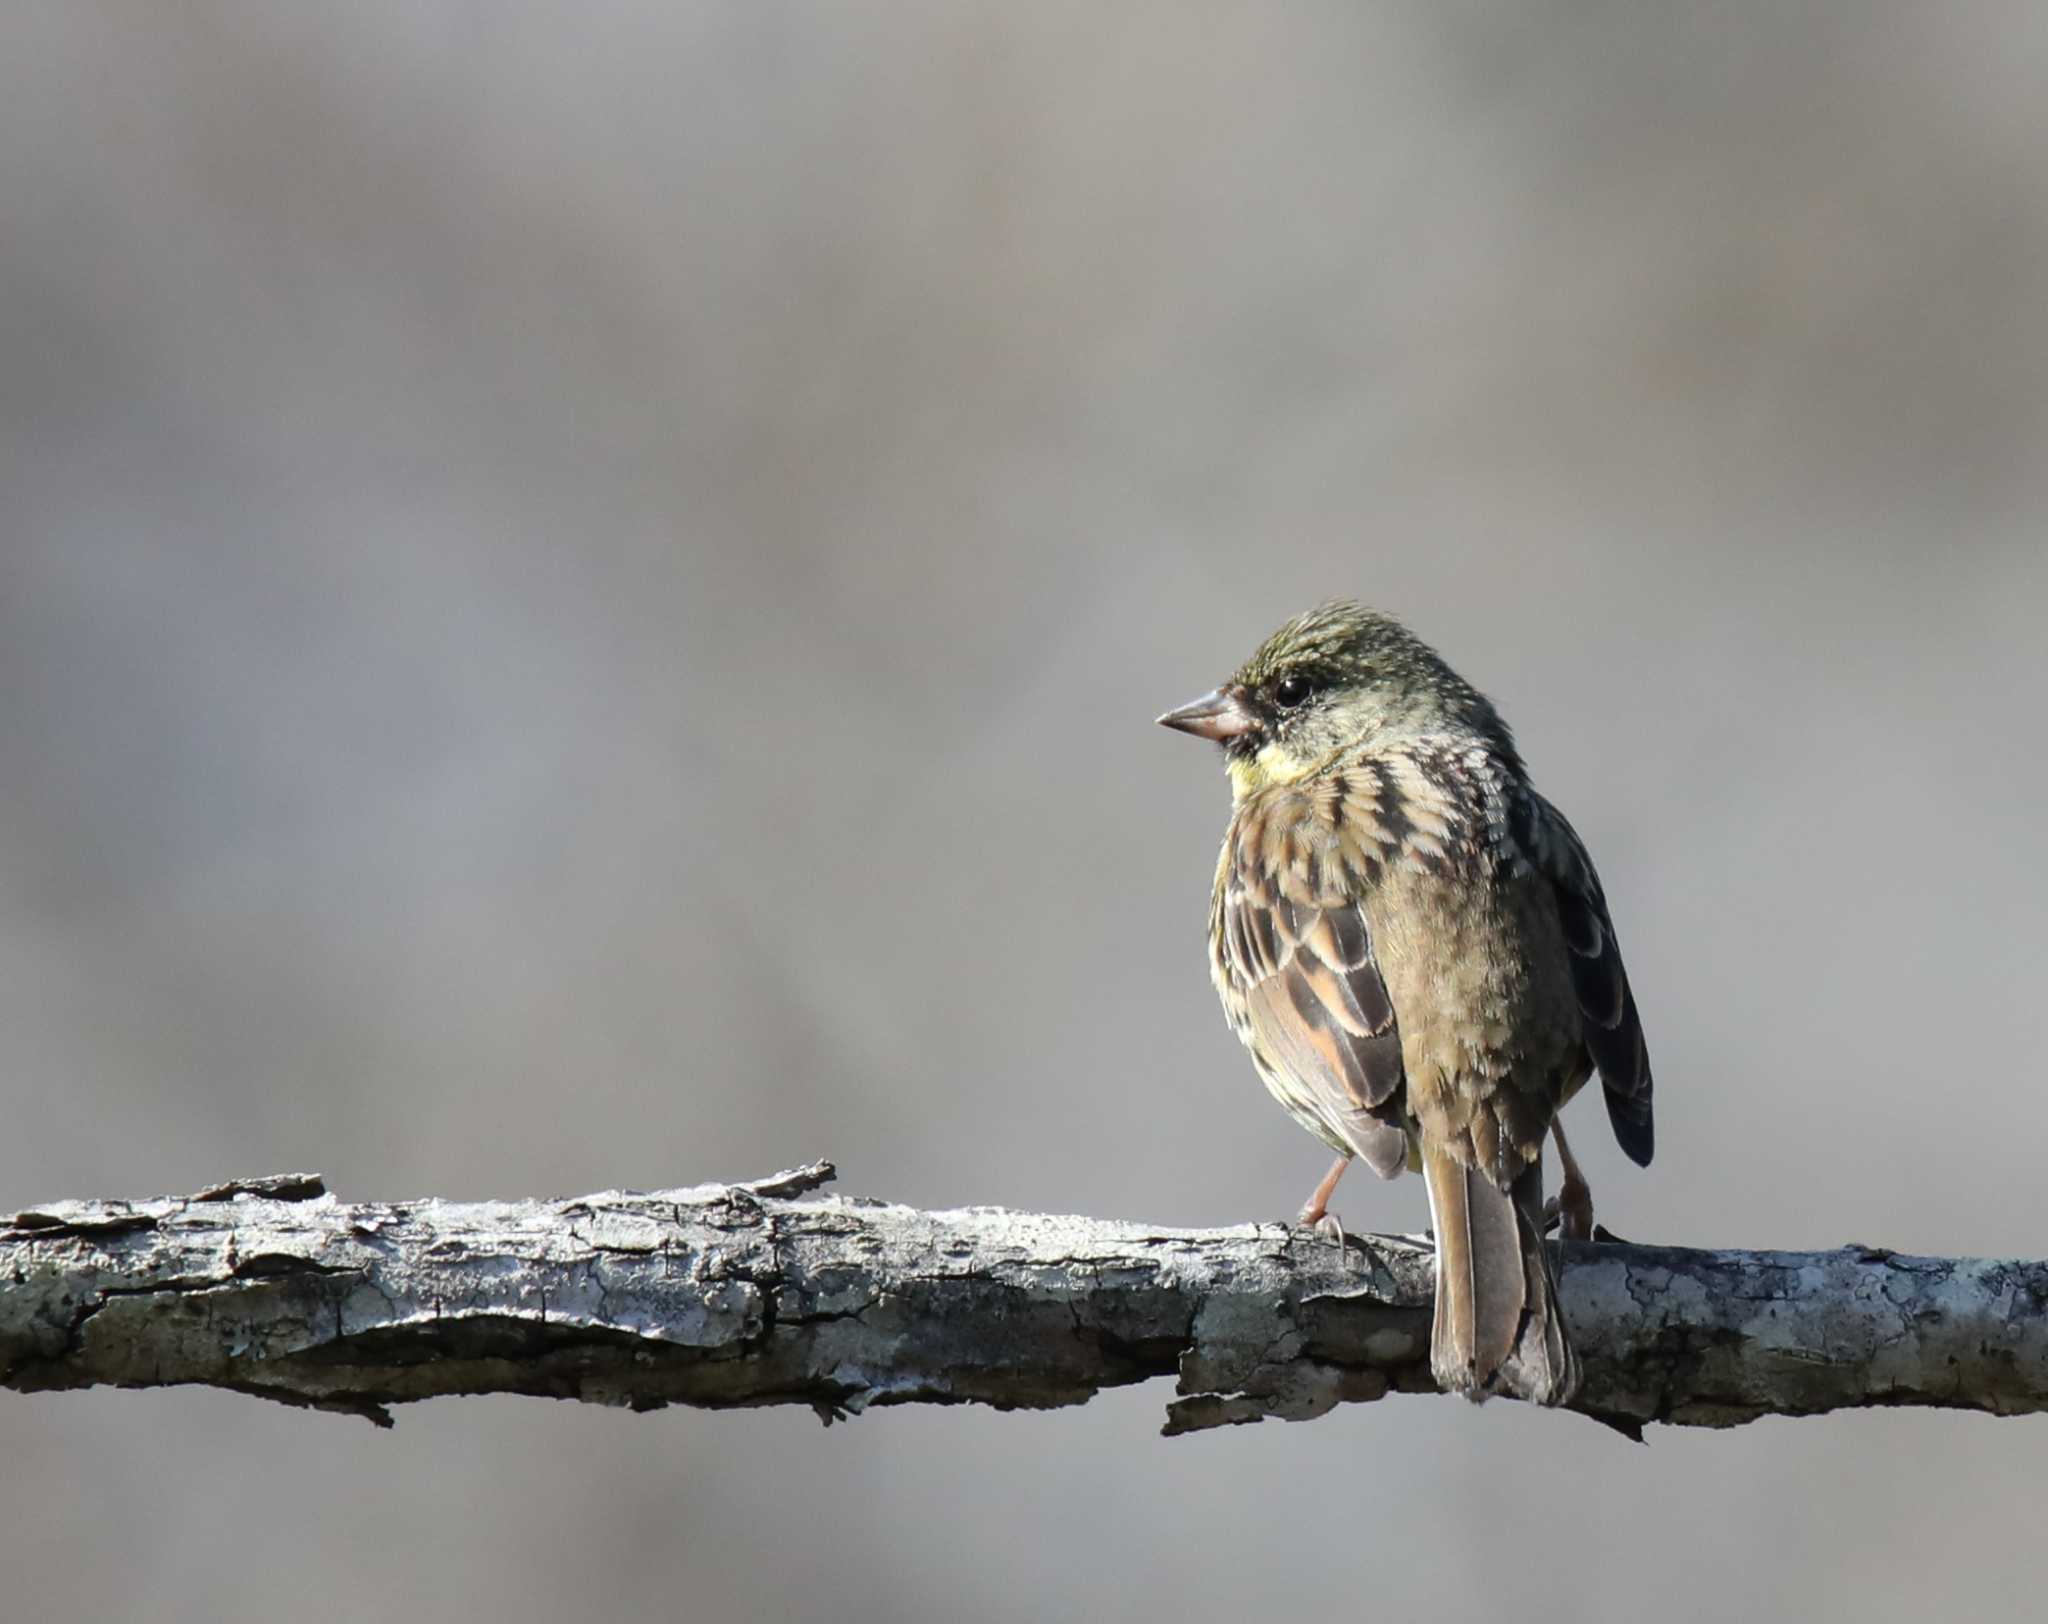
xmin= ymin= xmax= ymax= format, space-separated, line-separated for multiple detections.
xmin=4 ymin=5 xmax=2046 ymax=1620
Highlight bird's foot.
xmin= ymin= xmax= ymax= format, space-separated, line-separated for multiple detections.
xmin=1543 ymin=1172 xmax=1595 ymax=1242
xmin=1545 ymin=1118 xmax=1596 ymax=1241
xmin=1291 ymin=1205 xmax=1394 ymax=1280
xmin=1296 ymin=1155 xmax=1353 ymax=1235
xmin=1295 ymin=1206 xmax=1347 ymax=1247
xmin=1544 ymin=1199 xmax=1632 ymax=1245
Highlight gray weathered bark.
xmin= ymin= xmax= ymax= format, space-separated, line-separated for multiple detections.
xmin=3 ymin=1165 xmax=2041 ymax=1438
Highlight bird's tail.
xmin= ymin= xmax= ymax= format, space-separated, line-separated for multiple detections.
xmin=1420 ymin=1144 xmax=1579 ymax=1406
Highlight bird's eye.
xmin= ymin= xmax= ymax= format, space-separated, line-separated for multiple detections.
xmin=1272 ymin=674 xmax=1314 ymax=708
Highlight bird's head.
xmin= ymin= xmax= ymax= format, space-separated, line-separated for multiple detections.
xmin=1157 ymin=601 xmax=1512 ymax=798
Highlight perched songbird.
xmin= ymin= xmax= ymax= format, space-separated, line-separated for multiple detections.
xmin=1158 ymin=603 xmax=1653 ymax=1406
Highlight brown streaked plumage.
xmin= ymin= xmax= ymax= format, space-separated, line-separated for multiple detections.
xmin=1159 ymin=602 xmax=1653 ymax=1406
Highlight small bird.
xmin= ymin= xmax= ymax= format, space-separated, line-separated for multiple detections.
xmin=1158 ymin=602 xmax=1653 ymax=1405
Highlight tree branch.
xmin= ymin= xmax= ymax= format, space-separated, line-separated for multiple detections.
xmin=2 ymin=1165 xmax=2040 ymax=1439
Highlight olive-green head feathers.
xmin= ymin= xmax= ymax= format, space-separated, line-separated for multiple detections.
xmin=1158 ymin=601 xmax=1516 ymax=795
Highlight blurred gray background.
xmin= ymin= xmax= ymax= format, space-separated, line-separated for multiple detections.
xmin=3 ymin=5 xmax=2046 ymax=1621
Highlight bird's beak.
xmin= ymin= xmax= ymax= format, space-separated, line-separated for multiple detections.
xmin=1156 ymin=684 xmax=1259 ymax=742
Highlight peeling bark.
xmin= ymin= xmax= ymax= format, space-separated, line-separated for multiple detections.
xmin=2 ymin=1165 xmax=2042 ymax=1438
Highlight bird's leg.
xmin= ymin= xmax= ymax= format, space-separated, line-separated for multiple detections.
xmin=1546 ymin=1118 xmax=1595 ymax=1242
xmin=1297 ymin=1154 xmax=1353 ymax=1243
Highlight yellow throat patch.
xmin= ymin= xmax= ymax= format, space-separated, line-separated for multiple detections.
xmin=1227 ymin=741 xmax=1321 ymax=801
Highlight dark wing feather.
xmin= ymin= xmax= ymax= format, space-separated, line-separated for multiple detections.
xmin=1521 ymin=790 xmax=1654 ymax=1166
xmin=1221 ymin=797 xmax=1409 ymax=1177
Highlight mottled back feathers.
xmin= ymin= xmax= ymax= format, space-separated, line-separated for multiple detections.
xmin=1173 ymin=601 xmax=1655 ymax=1406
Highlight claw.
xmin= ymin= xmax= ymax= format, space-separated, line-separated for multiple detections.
xmin=1292 ymin=1205 xmax=1391 ymax=1282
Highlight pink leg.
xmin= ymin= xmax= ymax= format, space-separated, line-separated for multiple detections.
xmin=1549 ymin=1118 xmax=1594 ymax=1241
xmin=1298 ymin=1154 xmax=1353 ymax=1239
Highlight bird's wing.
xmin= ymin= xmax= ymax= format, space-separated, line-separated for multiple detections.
xmin=1518 ymin=790 xmax=1654 ymax=1166
xmin=1220 ymin=786 xmax=1409 ymax=1176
